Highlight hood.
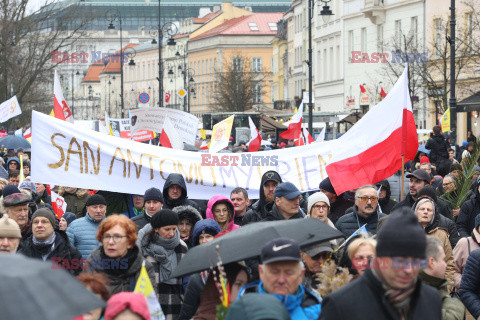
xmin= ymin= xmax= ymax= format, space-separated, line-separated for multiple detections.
xmin=7 ymin=157 xmax=19 ymax=167
xmin=104 ymin=292 xmax=150 ymax=320
xmin=412 ymin=197 xmax=440 ymax=232
xmin=57 ymin=187 xmax=90 ymax=199
xmin=258 ymin=170 xmax=282 ymax=212
xmin=173 ymin=205 xmax=202 ymax=226
xmin=191 ymin=219 xmax=222 ymax=246
xmin=376 ymin=179 xmax=391 ymax=201
xmin=206 ymin=195 xmax=237 ymax=231
xmin=163 ymin=173 xmax=188 ymax=207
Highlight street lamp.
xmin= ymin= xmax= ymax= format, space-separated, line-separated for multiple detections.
xmin=175 ymin=44 xmax=195 ymax=113
xmin=106 ymin=9 xmax=126 ymax=118
xmin=307 ymin=0 xmax=334 ymax=134
xmin=449 ymin=0 xmax=457 ymax=144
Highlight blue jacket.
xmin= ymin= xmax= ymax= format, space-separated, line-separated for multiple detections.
xmin=239 ymin=281 xmax=321 ymax=320
xmin=66 ymin=214 xmax=104 ymax=259
xmin=335 ymin=206 xmax=385 ymax=237
xmin=122 ymin=194 xmax=144 ymax=219
xmin=460 ymin=248 xmax=480 ymax=318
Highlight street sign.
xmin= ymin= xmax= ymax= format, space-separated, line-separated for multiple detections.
xmin=139 ymin=92 xmax=150 ymax=104
xmin=177 ymin=88 xmax=187 ymax=98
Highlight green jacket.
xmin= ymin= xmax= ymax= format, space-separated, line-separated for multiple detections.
xmin=419 ymin=270 xmax=465 ymax=320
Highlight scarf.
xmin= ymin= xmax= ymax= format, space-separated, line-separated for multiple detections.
xmin=32 ymin=232 xmax=56 ymax=256
xmin=372 ymin=268 xmax=417 ymax=319
xmin=99 ymin=245 xmax=140 ymax=278
xmin=142 ymin=229 xmax=180 ymax=285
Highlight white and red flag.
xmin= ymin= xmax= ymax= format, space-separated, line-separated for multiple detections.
xmin=51 ymin=191 xmax=67 ymax=219
xmin=326 ymin=65 xmax=418 ymax=194
xmin=302 ymin=128 xmax=315 ymax=144
xmin=159 ymin=117 xmax=184 ymax=149
xmin=165 ymin=92 xmax=171 ymax=103
xmin=359 ymin=84 xmax=367 ymax=93
xmin=23 ymin=127 xmax=31 ymax=139
xmin=280 ymin=102 xmax=303 ymax=140
xmin=378 ymin=83 xmax=387 ymax=98
xmin=247 ymin=116 xmax=262 ymax=152
xmin=53 ymin=70 xmax=73 ymax=123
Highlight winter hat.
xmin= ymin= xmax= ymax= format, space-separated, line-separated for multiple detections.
xmin=62 ymin=211 xmax=77 ymax=225
xmin=0 ymin=214 xmax=21 ymax=238
xmin=151 ymin=209 xmax=179 ymax=229
xmin=143 ymin=187 xmax=164 ymax=203
xmin=19 ymin=179 xmax=36 ymax=193
xmin=173 ymin=205 xmax=202 ymax=225
xmin=2 ymin=185 xmax=21 ymax=198
xmin=3 ymin=192 xmax=30 ymax=207
xmin=191 ymin=219 xmax=222 ymax=246
xmin=225 ymin=293 xmax=290 ymax=320
xmin=319 ymin=177 xmax=336 ymax=195
xmin=475 ymin=214 xmax=480 ymax=231
xmin=307 ymin=191 xmax=330 ymax=213
xmin=31 ymin=208 xmax=57 ymax=229
xmin=376 ymin=207 xmax=426 ymax=259
xmin=419 ymin=156 xmax=430 ymax=164
xmin=85 ymin=194 xmax=107 ymax=207
xmin=104 ymin=292 xmax=150 ymax=320
xmin=417 ymin=185 xmax=437 ymax=203
xmin=261 ymin=170 xmax=282 ymax=186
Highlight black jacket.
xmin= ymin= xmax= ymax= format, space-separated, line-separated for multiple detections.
xmin=18 ymin=230 xmax=82 ymax=276
xmin=262 ymin=202 xmax=304 ymax=221
xmin=457 ymin=190 xmax=480 ymax=238
xmin=376 ymin=179 xmax=397 ymax=214
xmin=393 ymin=193 xmax=453 ymax=220
xmin=460 ymin=248 xmax=480 ymax=318
xmin=328 ymin=194 xmax=354 ymax=224
xmin=426 ymin=134 xmax=449 ymax=164
xmin=178 ymin=273 xmax=206 ymax=320
xmin=162 ymin=173 xmax=202 ymax=213
xmin=132 ymin=212 xmax=153 ymax=230
xmin=320 ymin=269 xmax=442 ymax=320
xmin=335 ymin=206 xmax=386 ymax=237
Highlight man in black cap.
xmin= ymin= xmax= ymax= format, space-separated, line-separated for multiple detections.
xmin=320 ymin=207 xmax=442 ymax=319
xmin=262 ymin=182 xmax=304 ymax=221
xmin=301 ymin=241 xmax=333 ymax=298
xmin=132 ymin=187 xmax=164 ymax=229
xmin=319 ymin=177 xmax=354 ymax=224
xmin=66 ymin=194 xmax=107 ymax=259
xmin=19 ymin=208 xmax=82 ymax=275
xmin=243 ymin=170 xmax=282 ymax=225
xmin=392 ymin=169 xmax=452 ymax=220
xmin=240 ymin=238 xmax=321 ymax=319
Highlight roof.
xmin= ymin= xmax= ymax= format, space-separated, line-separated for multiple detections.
xmin=457 ymin=91 xmax=480 ymax=112
xmin=193 ymin=10 xmax=222 ymax=23
xmin=190 ymin=12 xmax=283 ymax=41
xmin=82 ymin=63 xmax=104 ymax=83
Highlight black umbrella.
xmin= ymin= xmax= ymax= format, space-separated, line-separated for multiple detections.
xmin=0 ymin=134 xmax=31 ymax=150
xmin=171 ymin=218 xmax=344 ymax=278
xmin=0 ymin=254 xmax=105 ymax=320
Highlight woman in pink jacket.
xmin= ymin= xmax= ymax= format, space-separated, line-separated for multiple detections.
xmin=453 ymin=215 xmax=480 ymax=290
xmin=206 ymin=195 xmax=240 ymax=232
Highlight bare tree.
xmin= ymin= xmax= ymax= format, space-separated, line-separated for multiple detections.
xmin=213 ymin=54 xmax=267 ymax=112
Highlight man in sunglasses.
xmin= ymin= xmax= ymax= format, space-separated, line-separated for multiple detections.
xmin=335 ymin=185 xmax=386 ymax=237
xmin=301 ymin=241 xmax=333 ymax=299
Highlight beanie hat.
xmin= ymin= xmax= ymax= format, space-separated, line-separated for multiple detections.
xmin=319 ymin=177 xmax=336 ymax=195
xmin=144 ymin=187 xmax=164 ymax=203
xmin=475 ymin=214 xmax=480 ymax=231
xmin=376 ymin=207 xmax=426 ymax=259
xmin=225 ymin=293 xmax=290 ymax=320
xmin=2 ymin=184 xmax=20 ymax=198
xmin=19 ymin=179 xmax=36 ymax=193
xmin=31 ymin=208 xmax=57 ymax=229
xmin=0 ymin=214 xmax=21 ymax=238
xmin=104 ymin=292 xmax=150 ymax=320
xmin=85 ymin=194 xmax=107 ymax=207
xmin=419 ymin=156 xmax=430 ymax=164
xmin=62 ymin=211 xmax=77 ymax=226
xmin=417 ymin=185 xmax=437 ymax=203
xmin=307 ymin=191 xmax=330 ymax=213
xmin=151 ymin=209 xmax=179 ymax=229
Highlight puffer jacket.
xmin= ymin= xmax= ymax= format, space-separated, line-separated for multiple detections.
xmin=58 ymin=187 xmax=91 ymax=218
xmin=85 ymin=245 xmax=156 ymax=295
xmin=459 ymin=248 xmax=480 ymax=318
xmin=453 ymin=228 xmax=480 ymax=290
xmin=66 ymin=213 xmax=104 ymax=259
xmin=205 ymin=195 xmax=239 ymax=232
xmin=457 ymin=189 xmax=480 ymax=237
xmin=239 ymin=281 xmax=321 ymax=320
xmin=162 ymin=173 xmax=202 ymax=213
xmin=335 ymin=206 xmax=386 ymax=237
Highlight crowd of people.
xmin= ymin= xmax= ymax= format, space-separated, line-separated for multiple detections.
xmin=2 ymin=125 xmax=480 ymax=319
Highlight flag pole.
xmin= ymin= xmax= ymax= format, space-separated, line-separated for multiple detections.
xmin=400 ymin=155 xmax=405 ymax=201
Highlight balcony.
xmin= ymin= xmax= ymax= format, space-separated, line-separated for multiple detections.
xmin=361 ymin=0 xmax=385 ymax=25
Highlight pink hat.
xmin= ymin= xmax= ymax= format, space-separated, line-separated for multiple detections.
xmin=420 ymin=156 xmax=430 ymax=164
xmin=104 ymin=292 xmax=151 ymax=320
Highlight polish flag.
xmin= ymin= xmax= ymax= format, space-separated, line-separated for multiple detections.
xmin=23 ymin=128 xmax=31 ymax=139
xmin=51 ymin=191 xmax=67 ymax=219
xmin=165 ymin=92 xmax=171 ymax=103
xmin=302 ymin=128 xmax=315 ymax=144
xmin=294 ymin=133 xmax=304 ymax=146
xmin=281 ymin=102 xmax=303 ymax=139
xmin=316 ymin=127 xmax=326 ymax=143
xmin=359 ymin=84 xmax=367 ymax=93
xmin=378 ymin=83 xmax=387 ymax=98
xmin=53 ymin=70 xmax=73 ymax=123
xmin=160 ymin=117 xmax=184 ymax=149
xmin=200 ymin=141 xmax=209 ymax=150
xmin=326 ymin=65 xmax=418 ymax=195
xmin=247 ymin=116 xmax=262 ymax=152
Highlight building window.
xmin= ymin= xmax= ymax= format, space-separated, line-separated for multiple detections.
xmin=377 ymin=24 xmax=384 ymax=52
xmin=249 ymin=22 xmax=259 ymax=31
xmin=411 ymin=16 xmax=418 ymax=48
xmin=395 ymin=19 xmax=402 ymax=47
xmin=252 ymin=57 xmax=262 ymax=72
xmin=348 ymin=30 xmax=354 ymax=61
xmin=467 ymin=12 xmax=473 ymax=52
xmin=434 ymin=18 xmax=442 ymax=58
xmin=232 ymin=57 xmax=243 ymax=71
xmin=253 ymin=84 xmax=262 ymax=103
xmin=361 ymin=28 xmax=367 ymax=52
xmin=268 ymin=22 xmax=277 ymax=31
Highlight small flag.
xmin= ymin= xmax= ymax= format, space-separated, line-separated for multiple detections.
xmin=247 ymin=116 xmax=262 ymax=152
xmin=359 ymin=84 xmax=367 ymax=93
xmin=378 ymin=83 xmax=387 ymax=99
xmin=53 ymin=70 xmax=74 ymax=123
xmin=281 ymin=102 xmax=303 ymax=140
xmin=134 ymin=261 xmax=165 ymax=320
xmin=160 ymin=117 xmax=184 ymax=149
xmin=14 ymin=128 xmax=22 ymax=136
xmin=316 ymin=127 xmax=326 ymax=143
xmin=51 ymin=191 xmax=67 ymax=219
xmin=23 ymin=128 xmax=31 ymax=139
xmin=334 ymin=224 xmax=368 ymax=253
xmin=440 ymin=108 xmax=450 ymax=132
xmin=200 ymin=141 xmax=208 ymax=150
xmin=200 ymin=129 xmax=207 ymax=140
xmin=302 ymin=128 xmax=314 ymax=144
xmin=165 ymin=92 xmax=171 ymax=103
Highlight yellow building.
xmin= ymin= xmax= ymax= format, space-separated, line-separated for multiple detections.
xmin=188 ymin=12 xmax=283 ymax=116
xmin=271 ymin=18 xmax=287 ymax=110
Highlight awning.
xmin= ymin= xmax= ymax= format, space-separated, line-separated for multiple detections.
xmin=457 ymin=91 xmax=480 ymax=112
xmin=261 ymin=116 xmax=286 ymax=134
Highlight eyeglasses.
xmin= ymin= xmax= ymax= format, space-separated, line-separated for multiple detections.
xmin=442 ymin=182 xmax=453 ymax=187
xmin=355 ymin=196 xmax=378 ymax=203
xmin=103 ymin=235 xmax=127 ymax=243
xmin=311 ymin=204 xmax=329 ymax=210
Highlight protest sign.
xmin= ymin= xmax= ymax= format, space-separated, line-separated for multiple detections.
xmin=0 ymin=96 xmax=21 ymax=123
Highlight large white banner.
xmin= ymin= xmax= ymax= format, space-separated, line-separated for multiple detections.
xmin=31 ymin=111 xmax=333 ymax=199
xmin=0 ymin=96 xmax=21 ymax=123
xmin=129 ymin=108 xmax=199 ymax=145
